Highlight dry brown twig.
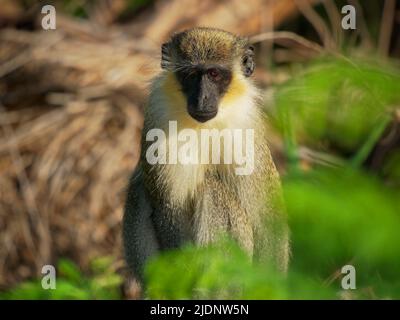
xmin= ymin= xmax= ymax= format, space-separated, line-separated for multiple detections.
xmin=348 ymin=0 xmax=374 ymax=49
xmin=322 ymin=0 xmax=343 ymax=47
xmin=294 ymin=0 xmax=336 ymax=50
xmin=250 ymin=30 xmax=324 ymax=54
xmin=0 ymin=102 xmax=51 ymax=273
xmin=0 ymin=31 xmax=64 ymax=78
xmin=379 ymin=0 xmax=396 ymax=56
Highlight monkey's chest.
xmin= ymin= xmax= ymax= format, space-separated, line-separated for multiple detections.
xmin=150 ymin=164 xmax=262 ymax=256
xmin=187 ymin=171 xmax=257 ymax=254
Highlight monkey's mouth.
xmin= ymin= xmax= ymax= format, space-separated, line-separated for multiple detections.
xmin=188 ymin=110 xmax=218 ymax=123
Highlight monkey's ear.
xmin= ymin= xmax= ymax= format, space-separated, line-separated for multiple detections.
xmin=161 ymin=42 xmax=172 ymax=70
xmin=242 ymin=45 xmax=255 ymax=77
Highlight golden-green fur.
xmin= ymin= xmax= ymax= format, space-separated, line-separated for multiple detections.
xmin=123 ymin=28 xmax=290 ymax=283
xmin=162 ymin=27 xmax=248 ymax=69
xmin=143 ymin=67 xmax=260 ymax=204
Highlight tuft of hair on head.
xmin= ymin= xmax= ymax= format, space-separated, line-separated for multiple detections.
xmin=161 ymin=27 xmax=254 ymax=75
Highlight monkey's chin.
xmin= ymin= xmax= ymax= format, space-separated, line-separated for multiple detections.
xmin=189 ymin=110 xmax=218 ymax=123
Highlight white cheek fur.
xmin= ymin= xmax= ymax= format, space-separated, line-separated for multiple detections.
xmin=144 ymin=71 xmax=261 ymax=205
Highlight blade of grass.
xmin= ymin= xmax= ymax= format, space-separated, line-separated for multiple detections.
xmin=351 ymin=114 xmax=392 ymax=167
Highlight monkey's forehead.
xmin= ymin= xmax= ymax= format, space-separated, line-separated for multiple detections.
xmin=170 ymin=28 xmax=246 ymax=64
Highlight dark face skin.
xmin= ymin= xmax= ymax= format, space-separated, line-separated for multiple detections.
xmin=175 ymin=64 xmax=232 ymax=123
xmin=161 ymin=30 xmax=255 ymax=123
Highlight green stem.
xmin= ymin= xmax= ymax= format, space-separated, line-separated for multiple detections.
xmin=283 ymin=108 xmax=300 ymax=175
xmin=351 ymin=114 xmax=391 ymax=167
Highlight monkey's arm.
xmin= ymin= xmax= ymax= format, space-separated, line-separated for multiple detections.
xmin=123 ymin=167 xmax=160 ymax=282
xmin=254 ymin=156 xmax=290 ymax=273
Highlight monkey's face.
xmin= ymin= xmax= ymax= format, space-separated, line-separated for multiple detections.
xmin=175 ymin=65 xmax=232 ymax=123
xmin=161 ymin=28 xmax=256 ymax=123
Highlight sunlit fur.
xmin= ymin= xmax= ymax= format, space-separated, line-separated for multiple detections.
xmin=161 ymin=27 xmax=247 ymax=72
xmin=144 ymin=64 xmax=261 ymax=205
xmin=124 ymin=29 xmax=289 ymax=283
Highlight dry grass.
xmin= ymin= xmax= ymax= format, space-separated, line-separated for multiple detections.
xmin=0 ymin=28 xmax=153 ymax=288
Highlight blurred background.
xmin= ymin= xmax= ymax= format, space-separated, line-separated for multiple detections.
xmin=0 ymin=0 xmax=399 ymax=299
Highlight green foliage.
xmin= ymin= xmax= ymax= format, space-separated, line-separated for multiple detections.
xmin=57 ymin=0 xmax=89 ymax=18
xmin=145 ymin=167 xmax=400 ymax=300
xmin=271 ymin=57 xmax=400 ymax=154
xmin=144 ymin=57 xmax=400 ymax=300
xmin=0 ymin=257 xmax=122 ymax=300
xmin=145 ymin=238 xmax=336 ymax=300
xmin=285 ymin=167 xmax=400 ymax=298
xmin=55 ymin=0 xmax=154 ymax=18
xmin=126 ymin=0 xmax=154 ymax=12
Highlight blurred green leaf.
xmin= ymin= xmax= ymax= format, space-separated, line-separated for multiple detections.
xmin=58 ymin=259 xmax=83 ymax=284
xmin=271 ymin=57 xmax=400 ymax=154
xmin=0 ymin=256 xmax=122 ymax=300
xmin=284 ymin=167 xmax=400 ymax=297
xmin=90 ymin=256 xmax=114 ymax=274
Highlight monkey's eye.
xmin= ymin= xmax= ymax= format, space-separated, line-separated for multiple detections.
xmin=207 ymin=68 xmax=222 ymax=81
